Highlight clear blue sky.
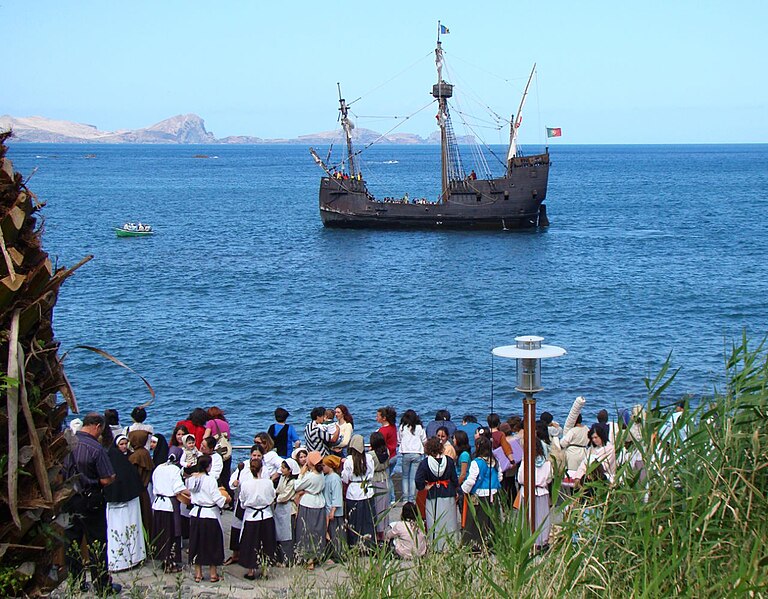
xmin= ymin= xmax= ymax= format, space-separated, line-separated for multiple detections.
xmin=3 ymin=0 xmax=767 ymax=143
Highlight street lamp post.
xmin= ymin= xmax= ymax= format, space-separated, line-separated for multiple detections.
xmin=492 ymin=335 xmax=566 ymax=538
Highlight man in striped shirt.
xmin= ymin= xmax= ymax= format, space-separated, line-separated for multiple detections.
xmin=303 ymin=406 xmax=339 ymax=457
xmin=62 ymin=412 xmax=121 ymax=595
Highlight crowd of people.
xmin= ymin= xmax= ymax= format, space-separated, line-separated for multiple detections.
xmin=61 ymin=398 xmax=671 ymax=591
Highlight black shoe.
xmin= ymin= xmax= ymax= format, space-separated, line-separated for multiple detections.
xmin=79 ymin=581 xmax=91 ymax=593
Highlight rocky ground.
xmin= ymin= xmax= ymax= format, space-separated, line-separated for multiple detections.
xmin=50 ymin=504 xmax=402 ymax=598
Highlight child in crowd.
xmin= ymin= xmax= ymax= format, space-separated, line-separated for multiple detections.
xmin=385 ymin=502 xmax=427 ymax=559
xmin=294 ymin=451 xmax=326 ymax=569
xmin=322 ymin=455 xmax=345 ymax=559
xmin=186 ymin=455 xmax=230 ymax=583
xmin=238 ymin=457 xmax=277 ymax=580
xmin=181 ymin=433 xmax=200 ymax=470
xmin=274 ymin=458 xmax=300 ymax=564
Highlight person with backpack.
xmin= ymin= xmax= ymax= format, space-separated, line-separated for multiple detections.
xmin=267 ymin=407 xmax=300 ymax=459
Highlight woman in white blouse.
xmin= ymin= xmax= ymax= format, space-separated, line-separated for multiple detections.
xmin=186 ymin=455 xmax=230 ymax=583
xmin=341 ymin=434 xmax=376 ymax=548
xmin=574 ymin=425 xmax=616 ymax=483
xmin=398 ymin=409 xmax=427 ymax=503
xmin=237 ymin=458 xmax=277 ymax=580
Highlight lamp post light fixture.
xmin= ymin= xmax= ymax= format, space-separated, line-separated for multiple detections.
xmin=492 ymin=335 xmax=566 ymax=540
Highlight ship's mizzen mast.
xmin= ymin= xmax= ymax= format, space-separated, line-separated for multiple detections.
xmin=433 ymin=34 xmax=464 ymax=202
xmin=338 ymin=83 xmax=357 ymax=177
xmin=507 ymin=63 xmax=536 ymax=167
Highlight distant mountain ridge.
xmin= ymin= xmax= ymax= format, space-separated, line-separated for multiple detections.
xmin=0 ymin=114 xmax=471 ymax=145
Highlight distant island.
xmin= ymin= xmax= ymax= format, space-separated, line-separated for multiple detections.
xmin=0 ymin=113 xmax=473 ymax=145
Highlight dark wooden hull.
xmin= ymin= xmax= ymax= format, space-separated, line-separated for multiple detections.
xmin=318 ymin=153 xmax=551 ymax=231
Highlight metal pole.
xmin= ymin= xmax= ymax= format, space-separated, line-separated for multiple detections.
xmin=523 ymin=392 xmax=536 ymax=536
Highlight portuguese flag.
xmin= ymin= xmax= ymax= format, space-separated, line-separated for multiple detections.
xmin=546 ymin=127 xmax=562 ymax=138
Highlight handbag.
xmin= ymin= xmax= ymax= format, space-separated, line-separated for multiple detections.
xmin=211 ymin=419 xmax=232 ymax=460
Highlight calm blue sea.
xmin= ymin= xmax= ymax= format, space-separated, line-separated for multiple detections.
xmin=6 ymin=143 xmax=768 ymax=444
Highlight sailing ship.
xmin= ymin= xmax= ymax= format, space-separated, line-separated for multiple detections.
xmin=310 ymin=27 xmax=551 ymax=230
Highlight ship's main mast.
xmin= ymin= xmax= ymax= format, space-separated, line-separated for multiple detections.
xmin=338 ymin=83 xmax=356 ymax=178
xmin=433 ymin=35 xmax=453 ymax=203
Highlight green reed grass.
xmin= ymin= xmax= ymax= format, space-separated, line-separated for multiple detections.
xmin=337 ymin=336 xmax=768 ymax=598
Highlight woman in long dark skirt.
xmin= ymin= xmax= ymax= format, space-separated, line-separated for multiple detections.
xmin=151 ymin=454 xmax=188 ymax=573
xmin=368 ymin=432 xmax=391 ymax=541
xmin=238 ymin=458 xmax=277 ymax=580
xmin=460 ymin=435 xmax=502 ymax=551
xmin=341 ymin=435 xmax=376 ymax=548
xmin=294 ymin=451 xmax=326 ymax=569
xmin=226 ymin=444 xmax=264 ymax=565
xmin=186 ymin=455 xmax=230 ymax=583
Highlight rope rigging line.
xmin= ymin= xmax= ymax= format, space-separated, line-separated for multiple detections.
xmin=446 ymin=51 xmax=529 ymax=88
xmin=450 ymin=99 xmax=506 ymax=173
xmin=452 ymin=109 xmax=506 ymax=129
xmin=351 ymin=99 xmax=436 ymax=160
xmin=325 ymin=99 xmax=437 ymax=172
xmin=442 ymin=58 xmax=510 ymax=133
xmin=347 ymin=51 xmax=433 ymax=107
xmin=443 ymin=61 xmax=508 ymax=172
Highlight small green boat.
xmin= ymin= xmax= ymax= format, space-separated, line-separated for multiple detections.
xmin=116 ymin=223 xmax=154 ymax=237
